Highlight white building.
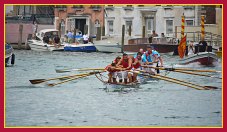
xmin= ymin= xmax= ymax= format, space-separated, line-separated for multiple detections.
xmin=104 ymin=5 xmax=202 ymax=38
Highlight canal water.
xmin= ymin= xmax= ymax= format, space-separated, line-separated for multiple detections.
xmin=5 ymin=50 xmax=222 ymax=127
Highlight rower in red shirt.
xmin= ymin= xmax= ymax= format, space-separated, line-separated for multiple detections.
xmin=116 ymin=53 xmax=133 ymax=84
xmin=105 ymin=56 xmax=122 ymax=83
xmin=132 ymin=52 xmax=143 ymax=82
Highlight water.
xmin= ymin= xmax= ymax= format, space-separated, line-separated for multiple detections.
xmin=5 ymin=50 xmax=222 ymax=127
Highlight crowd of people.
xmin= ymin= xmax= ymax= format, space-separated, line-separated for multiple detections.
xmin=42 ymin=34 xmax=61 ymax=48
xmin=105 ymin=45 xmax=164 ymax=84
xmin=64 ymin=30 xmax=90 ymax=44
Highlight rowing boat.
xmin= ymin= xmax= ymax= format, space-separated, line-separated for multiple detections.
xmin=95 ymin=72 xmax=154 ymax=91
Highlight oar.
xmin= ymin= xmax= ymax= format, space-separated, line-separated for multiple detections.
xmin=142 ymin=65 xmax=221 ymax=73
xmin=136 ymin=70 xmax=218 ymax=90
xmin=48 ymin=71 xmax=105 ymax=87
xmin=155 ymin=73 xmax=219 ymax=90
xmin=173 ymin=70 xmax=222 ymax=79
xmin=55 ymin=68 xmax=105 ymax=73
xmin=29 ymin=73 xmax=91 ymax=84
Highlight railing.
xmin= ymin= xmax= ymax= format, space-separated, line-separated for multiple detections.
xmin=166 ymin=31 xmax=222 ymax=47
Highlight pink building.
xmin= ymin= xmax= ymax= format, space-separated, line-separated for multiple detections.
xmin=54 ymin=5 xmax=105 ymax=37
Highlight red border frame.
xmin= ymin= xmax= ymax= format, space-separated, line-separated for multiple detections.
xmin=1 ymin=0 xmax=225 ymax=131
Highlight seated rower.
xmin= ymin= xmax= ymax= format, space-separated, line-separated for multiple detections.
xmin=116 ymin=53 xmax=133 ymax=84
xmin=105 ymin=56 xmax=121 ymax=83
xmin=141 ymin=46 xmax=156 ymax=74
xmin=132 ymin=52 xmax=143 ymax=82
xmin=151 ymin=47 xmax=163 ymax=67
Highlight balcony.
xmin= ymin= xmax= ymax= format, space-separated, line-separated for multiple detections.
xmin=72 ymin=5 xmax=84 ymax=11
xmin=90 ymin=5 xmax=102 ymax=11
xmin=123 ymin=5 xmax=134 ymax=11
xmin=183 ymin=6 xmax=195 ymax=10
xmin=105 ymin=5 xmax=114 ymax=10
xmin=163 ymin=6 xmax=173 ymax=10
xmin=55 ymin=6 xmax=67 ymax=11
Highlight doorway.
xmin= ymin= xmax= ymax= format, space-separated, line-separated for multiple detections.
xmin=75 ymin=19 xmax=86 ymax=35
xmin=145 ymin=18 xmax=154 ymax=37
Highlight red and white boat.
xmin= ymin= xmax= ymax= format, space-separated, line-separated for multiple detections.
xmin=178 ymin=52 xmax=219 ymax=66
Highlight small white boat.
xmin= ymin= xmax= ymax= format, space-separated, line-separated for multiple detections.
xmin=95 ymin=43 xmax=122 ymax=53
xmin=178 ymin=52 xmax=219 ymax=66
xmin=27 ymin=29 xmax=64 ymax=52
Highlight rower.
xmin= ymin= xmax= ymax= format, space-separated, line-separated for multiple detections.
xmin=105 ymin=56 xmax=121 ymax=83
xmin=134 ymin=48 xmax=144 ymax=58
xmin=116 ymin=53 xmax=133 ymax=84
xmin=150 ymin=46 xmax=164 ymax=67
xmin=132 ymin=52 xmax=143 ymax=82
xmin=141 ymin=45 xmax=156 ymax=74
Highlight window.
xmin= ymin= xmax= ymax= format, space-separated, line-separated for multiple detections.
xmin=107 ymin=20 xmax=114 ymax=34
xmin=166 ymin=20 xmax=173 ymax=34
xmin=186 ymin=20 xmax=194 ymax=26
xmin=125 ymin=20 xmax=132 ymax=34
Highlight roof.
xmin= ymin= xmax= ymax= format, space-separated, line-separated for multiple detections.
xmin=38 ymin=29 xmax=59 ymax=33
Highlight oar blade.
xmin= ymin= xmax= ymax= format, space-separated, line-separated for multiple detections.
xmin=29 ymin=79 xmax=46 ymax=84
xmin=55 ymin=69 xmax=71 ymax=73
xmin=47 ymin=83 xmax=55 ymax=87
xmin=204 ymin=86 xmax=219 ymax=90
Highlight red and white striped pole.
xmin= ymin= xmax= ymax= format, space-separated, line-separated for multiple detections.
xmin=201 ymin=15 xmax=205 ymax=41
xmin=181 ymin=15 xmax=185 ymax=39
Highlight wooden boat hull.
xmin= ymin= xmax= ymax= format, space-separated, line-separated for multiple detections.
xmin=178 ymin=52 xmax=218 ymax=66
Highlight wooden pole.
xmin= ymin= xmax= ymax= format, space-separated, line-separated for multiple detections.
xmin=96 ymin=27 xmax=101 ymax=41
xmin=58 ymin=23 xmax=61 ymax=38
xmin=142 ymin=26 xmax=145 ymax=38
xmin=121 ymin=25 xmax=125 ymax=53
xmin=18 ymin=24 xmax=23 ymax=50
xmin=102 ymin=26 xmax=105 ymax=36
xmin=128 ymin=25 xmax=131 ymax=36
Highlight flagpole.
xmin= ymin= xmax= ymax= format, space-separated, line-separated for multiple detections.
xmin=201 ymin=15 xmax=205 ymax=41
xmin=181 ymin=14 xmax=185 ymax=39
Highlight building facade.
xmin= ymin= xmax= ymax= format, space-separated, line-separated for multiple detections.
xmin=104 ymin=5 xmax=222 ymax=38
xmin=54 ymin=5 xmax=105 ymax=37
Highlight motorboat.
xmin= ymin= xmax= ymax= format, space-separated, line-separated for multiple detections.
xmin=27 ymin=29 xmax=64 ymax=52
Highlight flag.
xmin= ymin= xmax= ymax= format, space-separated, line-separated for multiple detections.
xmin=178 ymin=35 xmax=187 ymax=58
